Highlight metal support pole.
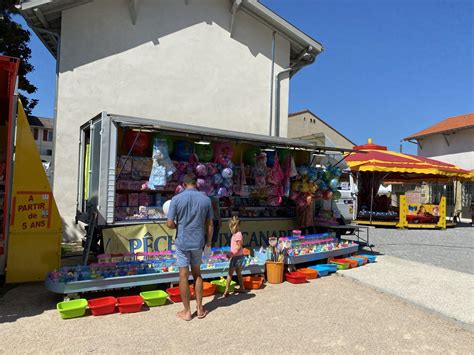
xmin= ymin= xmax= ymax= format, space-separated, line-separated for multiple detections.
xmin=369 ymin=172 xmax=374 ymax=224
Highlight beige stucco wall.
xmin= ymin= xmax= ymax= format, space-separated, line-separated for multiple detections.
xmin=416 ymin=128 xmax=474 ymax=170
xmin=288 ymin=111 xmax=355 ymax=149
xmin=54 ymin=0 xmax=291 ymax=240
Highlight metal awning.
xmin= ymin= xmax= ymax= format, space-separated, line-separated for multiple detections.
xmin=105 ymin=113 xmax=358 ymax=153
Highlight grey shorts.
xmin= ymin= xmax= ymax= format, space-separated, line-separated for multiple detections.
xmin=229 ymin=255 xmax=245 ymax=269
xmin=176 ymin=248 xmax=203 ymax=268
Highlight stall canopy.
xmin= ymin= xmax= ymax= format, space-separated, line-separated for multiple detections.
xmin=345 ymin=139 xmax=471 ymax=181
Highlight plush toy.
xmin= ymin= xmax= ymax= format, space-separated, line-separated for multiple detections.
xmin=195 ymin=164 xmax=208 ymax=177
xmin=148 ymin=139 xmax=176 ymax=189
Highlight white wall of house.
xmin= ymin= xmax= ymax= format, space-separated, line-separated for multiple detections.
xmin=55 ymin=0 xmax=292 ymax=240
xmin=416 ymin=128 xmax=474 ymax=170
xmin=31 ymin=126 xmax=54 ymax=182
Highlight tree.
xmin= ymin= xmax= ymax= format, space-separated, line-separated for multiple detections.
xmin=0 ymin=0 xmax=38 ymax=114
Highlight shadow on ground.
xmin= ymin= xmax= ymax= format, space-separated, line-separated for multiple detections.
xmin=0 ymin=282 xmax=60 ymax=324
xmin=204 ymin=292 xmax=256 ymax=314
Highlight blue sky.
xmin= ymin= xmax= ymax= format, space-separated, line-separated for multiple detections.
xmin=16 ymin=0 xmax=473 ymax=154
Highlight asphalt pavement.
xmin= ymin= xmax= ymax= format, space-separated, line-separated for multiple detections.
xmin=358 ymin=224 xmax=474 ymax=274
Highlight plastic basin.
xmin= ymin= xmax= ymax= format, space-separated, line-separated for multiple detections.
xmin=353 ymin=255 xmax=369 ymax=264
xmin=329 ymin=261 xmax=350 ymax=270
xmin=211 ymin=279 xmax=236 ymax=293
xmin=359 ymin=254 xmax=377 ymax=263
xmin=316 ymin=264 xmax=338 ymax=273
xmin=190 ymin=282 xmax=216 ymax=297
xmin=296 ymin=268 xmax=318 ymax=280
xmin=285 ymin=272 xmax=307 ymax=284
xmin=243 ymin=275 xmax=264 ymax=289
xmin=333 ymin=258 xmax=358 ymax=268
xmin=140 ymin=290 xmax=169 ymax=307
xmin=117 ymin=296 xmax=143 ymax=313
xmin=348 ymin=257 xmax=365 ymax=266
xmin=309 ymin=265 xmax=330 ymax=276
xmin=166 ymin=286 xmax=195 ymax=303
xmin=88 ymin=297 xmax=117 ymax=316
xmin=57 ymin=299 xmax=88 ymax=319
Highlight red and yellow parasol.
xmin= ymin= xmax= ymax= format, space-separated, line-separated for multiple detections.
xmin=345 ymin=139 xmax=471 ymax=181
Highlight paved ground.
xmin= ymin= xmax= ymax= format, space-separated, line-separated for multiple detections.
xmin=1 ymin=274 xmax=473 ymax=354
xmin=357 ymin=224 xmax=474 ymax=274
xmin=341 ymin=255 xmax=474 ymax=326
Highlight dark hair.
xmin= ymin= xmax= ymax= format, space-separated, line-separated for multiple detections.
xmin=183 ymin=173 xmax=197 ymax=185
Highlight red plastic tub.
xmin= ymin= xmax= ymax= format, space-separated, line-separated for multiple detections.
xmin=285 ymin=272 xmax=307 ymax=284
xmin=296 ymin=268 xmax=318 ymax=280
xmin=88 ymin=297 xmax=117 ymax=316
xmin=116 ymin=296 xmax=143 ymax=313
xmin=166 ymin=286 xmax=195 ymax=303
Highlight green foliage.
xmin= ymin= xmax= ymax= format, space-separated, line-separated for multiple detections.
xmin=0 ymin=0 xmax=38 ymax=114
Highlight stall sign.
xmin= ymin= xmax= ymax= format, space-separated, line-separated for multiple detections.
xmin=102 ymin=219 xmax=297 ymax=253
xmin=407 ymin=204 xmax=440 ymax=216
xmin=11 ymin=192 xmax=52 ymax=232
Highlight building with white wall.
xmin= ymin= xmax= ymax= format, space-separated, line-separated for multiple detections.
xmin=404 ymin=113 xmax=474 ymax=219
xmin=27 ymin=115 xmax=54 ymax=182
xmin=20 ymin=0 xmax=323 ymax=240
xmin=288 ymin=109 xmax=355 ymax=149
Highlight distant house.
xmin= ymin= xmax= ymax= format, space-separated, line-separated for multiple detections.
xmin=26 ymin=116 xmax=54 ymax=182
xmin=288 ymin=109 xmax=355 ymax=149
xmin=404 ymin=113 xmax=474 ymax=219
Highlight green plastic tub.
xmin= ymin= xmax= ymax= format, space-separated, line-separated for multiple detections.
xmin=140 ymin=290 xmax=169 ymax=307
xmin=57 ymin=299 xmax=88 ymax=319
xmin=329 ymin=261 xmax=350 ymax=270
xmin=211 ymin=279 xmax=236 ymax=293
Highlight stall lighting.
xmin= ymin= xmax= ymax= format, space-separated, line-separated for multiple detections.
xmin=262 ymin=148 xmax=275 ymax=152
xmin=131 ymin=128 xmax=154 ymax=132
xmin=195 ymin=140 xmax=211 ymax=145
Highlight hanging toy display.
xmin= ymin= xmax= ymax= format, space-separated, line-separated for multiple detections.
xmin=124 ymin=130 xmax=151 ymax=156
xmin=152 ymin=132 xmax=174 ymax=155
xmin=172 ymin=140 xmax=193 ymax=161
xmin=213 ymin=143 xmax=234 ymax=167
xmin=244 ymin=146 xmax=260 ymax=165
xmin=195 ymin=143 xmax=214 ymax=162
xmin=195 ymin=163 xmax=208 ymax=177
xmin=147 ymin=139 xmax=176 ymax=189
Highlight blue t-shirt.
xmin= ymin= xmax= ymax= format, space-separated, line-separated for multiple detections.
xmin=168 ymin=188 xmax=213 ymax=250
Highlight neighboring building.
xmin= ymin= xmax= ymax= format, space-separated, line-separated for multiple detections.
xmin=404 ymin=113 xmax=474 ymax=219
xmin=288 ymin=109 xmax=356 ymax=149
xmin=27 ymin=116 xmax=54 ymax=182
xmin=20 ymin=0 xmax=324 ymax=240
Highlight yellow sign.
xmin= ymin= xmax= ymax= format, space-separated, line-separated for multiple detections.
xmin=103 ymin=219 xmax=297 ymax=253
xmin=6 ymin=101 xmax=62 ymax=283
xmin=11 ymin=192 xmax=52 ymax=232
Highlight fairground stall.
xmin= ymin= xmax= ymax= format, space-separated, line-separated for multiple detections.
xmin=0 ymin=56 xmax=62 ymax=284
xmin=346 ymin=139 xmax=471 ymax=229
xmin=45 ymin=113 xmax=361 ymax=297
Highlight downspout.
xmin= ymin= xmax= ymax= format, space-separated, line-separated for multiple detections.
xmin=268 ymin=31 xmax=276 ymax=136
xmin=274 ymin=46 xmax=316 ymax=137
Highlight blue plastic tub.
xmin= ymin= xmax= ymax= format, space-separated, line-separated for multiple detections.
xmin=308 ymin=265 xmax=329 ymax=276
xmin=348 ymin=257 xmax=364 ymax=266
xmin=315 ymin=264 xmax=338 ymax=273
xmin=359 ymin=254 xmax=377 ymax=263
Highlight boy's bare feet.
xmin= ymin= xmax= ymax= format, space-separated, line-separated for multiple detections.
xmin=176 ymin=310 xmax=192 ymax=321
